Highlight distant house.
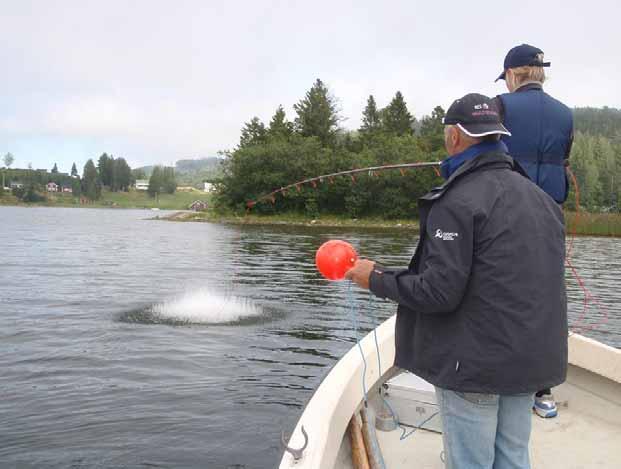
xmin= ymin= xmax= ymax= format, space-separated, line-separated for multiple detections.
xmin=203 ymin=182 xmax=215 ymax=192
xmin=189 ymin=200 xmax=208 ymax=211
xmin=46 ymin=182 xmax=59 ymax=192
xmin=62 ymin=186 xmax=73 ymax=193
xmin=177 ymin=186 xmax=196 ymax=192
xmin=135 ymin=179 xmax=149 ymax=191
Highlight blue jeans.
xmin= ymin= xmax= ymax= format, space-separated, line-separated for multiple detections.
xmin=435 ymin=387 xmax=534 ymax=469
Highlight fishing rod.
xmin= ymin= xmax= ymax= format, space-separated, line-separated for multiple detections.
xmin=246 ymin=161 xmax=442 ymax=208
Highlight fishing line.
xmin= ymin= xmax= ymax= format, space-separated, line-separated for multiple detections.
xmin=366 ymin=291 xmax=425 ymax=441
xmin=346 ymin=281 xmax=368 ymax=406
xmin=566 ymin=167 xmax=610 ymax=333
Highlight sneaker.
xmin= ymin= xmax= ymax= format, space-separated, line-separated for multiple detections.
xmin=533 ymin=394 xmax=558 ymax=418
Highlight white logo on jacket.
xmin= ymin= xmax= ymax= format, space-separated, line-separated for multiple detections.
xmin=435 ymin=229 xmax=459 ymax=241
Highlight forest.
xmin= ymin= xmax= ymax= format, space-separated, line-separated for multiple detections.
xmin=217 ymin=80 xmax=620 ymax=218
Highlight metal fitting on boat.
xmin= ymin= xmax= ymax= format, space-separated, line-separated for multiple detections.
xmin=281 ymin=425 xmax=308 ymax=461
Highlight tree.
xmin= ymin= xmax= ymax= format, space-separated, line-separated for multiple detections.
xmin=132 ymin=168 xmax=146 ymax=181
xmin=161 ymin=167 xmax=177 ymax=194
xmin=267 ymin=105 xmax=294 ymax=140
xmin=592 ymin=135 xmax=617 ymax=208
xmin=13 ymin=184 xmax=46 ymax=203
xmin=82 ymin=159 xmax=101 ymax=200
xmin=239 ymin=117 xmax=267 ymax=148
xmin=114 ymin=158 xmax=132 ymax=191
xmin=2 ymin=152 xmax=14 ymax=190
xmin=147 ymin=166 xmax=175 ymax=197
xmin=148 ymin=166 xmax=163 ymax=197
xmin=383 ymin=91 xmax=414 ymax=136
xmin=360 ymin=95 xmax=382 ymax=134
xmin=568 ymin=133 xmax=600 ymax=210
xmin=98 ymin=153 xmax=114 ymax=187
xmin=71 ymin=163 xmax=78 ymax=177
xmin=71 ymin=176 xmax=81 ymax=198
xmin=3 ymin=152 xmax=14 ymax=168
xmin=293 ymin=78 xmax=341 ymax=146
xmin=51 ymin=163 xmax=58 ymax=173
xmin=419 ymin=106 xmax=446 ymax=152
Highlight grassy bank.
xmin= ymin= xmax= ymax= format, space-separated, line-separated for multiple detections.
xmin=565 ymin=211 xmax=621 ymax=237
xmin=161 ymin=210 xmax=420 ymax=229
xmin=163 ymin=209 xmax=621 ymax=237
xmin=0 ymin=189 xmax=210 ymax=210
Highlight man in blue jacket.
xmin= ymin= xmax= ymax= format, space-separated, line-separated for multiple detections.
xmin=495 ymin=44 xmax=574 ymax=418
xmin=346 ymin=93 xmax=568 ymax=469
xmin=495 ymin=43 xmax=573 ymax=204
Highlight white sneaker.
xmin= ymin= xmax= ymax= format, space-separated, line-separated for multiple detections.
xmin=533 ymin=394 xmax=558 ymax=418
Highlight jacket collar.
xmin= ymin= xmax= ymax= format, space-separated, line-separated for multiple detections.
xmin=516 ymin=82 xmax=543 ymax=93
xmin=440 ymin=141 xmax=508 ymax=180
xmin=421 ymin=149 xmax=527 ymax=202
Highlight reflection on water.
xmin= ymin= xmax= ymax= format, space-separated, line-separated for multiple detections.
xmin=0 ymin=207 xmax=619 ymax=468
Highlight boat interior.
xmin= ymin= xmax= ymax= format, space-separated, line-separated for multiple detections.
xmin=279 ymin=316 xmax=621 ymax=469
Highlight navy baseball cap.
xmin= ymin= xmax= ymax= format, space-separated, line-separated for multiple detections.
xmin=495 ymin=44 xmax=551 ymax=82
xmin=443 ymin=93 xmax=511 ymax=137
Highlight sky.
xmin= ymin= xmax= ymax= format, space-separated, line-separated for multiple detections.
xmin=1 ymin=0 xmax=620 ymax=173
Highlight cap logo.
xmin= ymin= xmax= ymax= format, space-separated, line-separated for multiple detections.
xmin=474 ymin=103 xmax=489 ymax=110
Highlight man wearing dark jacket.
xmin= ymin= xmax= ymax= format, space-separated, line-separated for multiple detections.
xmin=346 ymin=93 xmax=568 ymax=469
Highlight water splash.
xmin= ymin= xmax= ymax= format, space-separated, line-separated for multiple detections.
xmin=121 ymin=289 xmax=263 ymax=325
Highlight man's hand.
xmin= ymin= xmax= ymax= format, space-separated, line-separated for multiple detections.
xmin=344 ymin=259 xmax=376 ymax=290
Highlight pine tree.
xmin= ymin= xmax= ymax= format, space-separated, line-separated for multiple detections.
xmin=51 ymin=163 xmax=58 ymax=173
xmin=239 ymin=117 xmax=267 ymax=148
xmin=593 ymin=135 xmax=616 ymax=208
xmin=114 ymin=158 xmax=132 ymax=191
xmin=360 ymin=95 xmax=382 ymax=134
xmin=82 ymin=159 xmax=101 ymax=200
xmin=383 ymin=91 xmax=414 ymax=136
xmin=267 ymin=105 xmax=293 ymax=139
xmin=98 ymin=153 xmax=114 ymax=187
xmin=162 ymin=167 xmax=177 ymax=194
xmin=71 ymin=176 xmax=81 ymax=197
xmin=570 ymin=133 xmax=601 ymax=210
xmin=293 ymin=78 xmax=340 ymax=146
xmin=148 ymin=166 xmax=162 ymax=197
xmin=419 ymin=106 xmax=446 ymax=151
xmin=71 ymin=162 xmax=78 ymax=177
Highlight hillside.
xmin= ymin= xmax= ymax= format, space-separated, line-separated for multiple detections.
xmin=175 ymin=157 xmax=222 ymax=174
xmin=573 ymin=107 xmax=621 ymax=141
xmin=135 ymin=157 xmax=223 ymax=187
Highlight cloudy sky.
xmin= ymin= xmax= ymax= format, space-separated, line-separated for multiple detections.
xmin=1 ymin=0 xmax=620 ymax=173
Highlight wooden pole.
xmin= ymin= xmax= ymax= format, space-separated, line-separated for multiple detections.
xmin=348 ymin=414 xmax=371 ymax=469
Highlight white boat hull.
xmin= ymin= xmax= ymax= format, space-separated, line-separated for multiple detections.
xmin=280 ymin=316 xmax=621 ymax=469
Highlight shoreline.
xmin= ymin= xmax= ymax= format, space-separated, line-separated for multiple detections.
xmin=155 ymin=210 xmax=421 ymax=230
xmin=156 ymin=210 xmax=621 ymax=237
xmin=3 ymin=201 xmax=621 ymax=237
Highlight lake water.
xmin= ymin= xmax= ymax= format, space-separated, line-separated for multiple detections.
xmin=1 ymin=206 xmax=619 ymax=468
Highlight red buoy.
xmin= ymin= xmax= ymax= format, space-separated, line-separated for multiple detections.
xmin=315 ymin=240 xmax=358 ymax=281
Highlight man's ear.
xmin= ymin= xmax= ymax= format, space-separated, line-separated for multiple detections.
xmin=449 ymin=126 xmax=460 ymax=150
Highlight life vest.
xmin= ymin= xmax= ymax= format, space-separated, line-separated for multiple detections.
xmin=499 ymin=88 xmax=573 ymax=203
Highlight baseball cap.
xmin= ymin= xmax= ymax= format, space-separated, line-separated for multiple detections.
xmin=443 ymin=93 xmax=511 ymax=137
xmin=495 ymin=44 xmax=551 ymax=81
